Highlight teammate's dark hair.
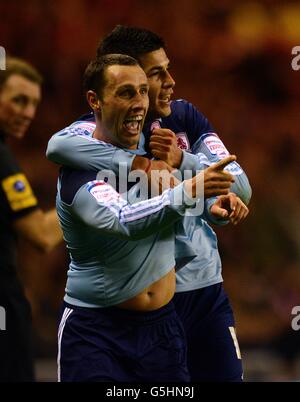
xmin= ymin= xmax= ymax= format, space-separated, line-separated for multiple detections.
xmin=83 ymin=53 xmax=139 ymax=98
xmin=0 ymin=57 xmax=42 ymax=91
xmin=97 ymin=25 xmax=165 ymax=60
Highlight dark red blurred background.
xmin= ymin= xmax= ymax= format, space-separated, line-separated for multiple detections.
xmin=1 ymin=0 xmax=300 ymax=380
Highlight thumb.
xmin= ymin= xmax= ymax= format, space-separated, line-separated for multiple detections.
xmin=210 ymin=204 xmax=229 ymax=218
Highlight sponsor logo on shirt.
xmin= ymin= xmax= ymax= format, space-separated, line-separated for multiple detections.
xmin=202 ymin=133 xmax=243 ymax=175
xmin=73 ymin=121 xmax=96 ymax=136
xmin=202 ymin=133 xmax=229 ymax=158
xmin=87 ymin=181 xmax=121 ymax=204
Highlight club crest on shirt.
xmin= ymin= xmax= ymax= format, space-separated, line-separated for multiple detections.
xmin=176 ymin=132 xmax=190 ymax=150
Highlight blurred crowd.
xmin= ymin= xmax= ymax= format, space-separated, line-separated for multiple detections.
xmin=1 ymin=0 xmax=300 ymax=380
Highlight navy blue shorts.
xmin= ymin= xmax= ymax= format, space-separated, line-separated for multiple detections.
xmin=58 ymin=300 xmax=189 ymax=382
xmin=173 ymin=283 xmax=243 ymax=382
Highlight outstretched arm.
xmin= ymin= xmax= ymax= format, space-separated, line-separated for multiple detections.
xmin=191 ymin=133 xmax=252 ymax=205
xmin=67 ymin=156 xmax=236 ymax=240
xmin=70 ymin=180 xmax=194 ymax=240
xmin=149 ymin=127 xmax=252 ymax=205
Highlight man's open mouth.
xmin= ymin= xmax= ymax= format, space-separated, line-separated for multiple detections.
xmin=123 ymin=115 xmax=143 ymax=132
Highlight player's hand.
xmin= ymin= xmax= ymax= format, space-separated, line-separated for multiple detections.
xmin=149 ymin=160 xmax=180 ymax=195
xmin=210 ymin=192 xmax=249 ymax=224
xmin=203 ymin=156 xmax=236 ymax=198
xmin=228 ymin=195 xmax=249 ymax=225
xmin=131 ymin=156 xmax=179 ymax=196
xmin=150 ymin=128 xmax=183 ymax=168
xmin=132 ymin=156 xmax=174 ymax=174
xmin=184 ymin=155 xmax=236 ymax=199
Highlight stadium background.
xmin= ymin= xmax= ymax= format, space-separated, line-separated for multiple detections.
xmin=1 ymin=0 xmax=300 ymax=381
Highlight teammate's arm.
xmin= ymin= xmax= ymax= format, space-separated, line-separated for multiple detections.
xmin=47 ymin=121 xmax=235 ymax=199
xmin=46 ymin=122 xmax=228 ymax=197
xmin=46 ymin=122 xmax=135 ymax=175
xmin=192 ymin=134 xmax=252 ymax=205
xmin=133 ymin=155 xmax=236 ymax=199
xmin=148 ymin=101 xmax=252 ymax=205
xmin=71 ymin=159 xmax=234 ymax=241
xmin=150 ymin=129 xmax=252 ymax=205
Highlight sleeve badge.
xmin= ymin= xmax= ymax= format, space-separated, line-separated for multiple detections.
xmin=1 ymin=173 xmax=38 ymax=211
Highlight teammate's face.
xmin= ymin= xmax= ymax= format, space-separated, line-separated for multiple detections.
xmin=0 ymin=74 xmax=41 ymax=139
xmin=138 ymin=48 xmax=175 ymax=120
xmin=99 ymin=65 xmax=149 ymax=149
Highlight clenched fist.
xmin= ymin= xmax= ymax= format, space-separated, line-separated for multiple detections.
xmin=150 ymin=128 xmax=183 ymax=168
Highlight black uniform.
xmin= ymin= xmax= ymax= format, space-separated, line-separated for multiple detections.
xmin=0 ymin=131 xmax=38 ymax=382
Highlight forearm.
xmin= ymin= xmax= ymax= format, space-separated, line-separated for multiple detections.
xmin=192 ymin=134 xmax=252 ymax=203
xmin=230 ymin=172 xmax=252 ymax=205
xmin=47 ymin=130 xmax=134 ymax=175
xmin=73 ymin=181 xmax=198 ymax=240
xmin=43 ymin=209 xmax=64 ymax=249
xmin=14 ymin=208 xmax=63 ymax=253
xmin=132 ymin=156 xmax=180 ymax=196
xmin=179 ymin=151 xmax=210 ymax=176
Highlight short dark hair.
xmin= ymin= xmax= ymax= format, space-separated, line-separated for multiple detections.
xmin=83 ymin=53 xmax=139 ymax=98
xmin=97 ymin=25 xmax=165 ymax=60
xmin=0 ymin=57 xmax=43 ymax=91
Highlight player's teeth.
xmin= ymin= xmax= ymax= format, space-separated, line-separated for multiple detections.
xmin=124 ymin=121 xmax=138 ymax=130
xmin=126 ymin=117 xmax=141 ymax=122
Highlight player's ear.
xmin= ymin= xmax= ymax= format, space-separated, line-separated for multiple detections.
xmin=86 ymin=90 xmax=101 ymax=112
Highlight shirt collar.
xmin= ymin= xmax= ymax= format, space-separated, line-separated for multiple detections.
xmin=125 ymin=132 xmax=147 ymax=155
